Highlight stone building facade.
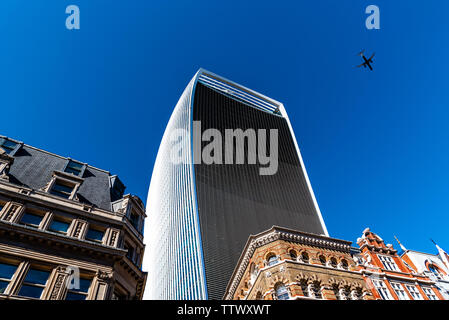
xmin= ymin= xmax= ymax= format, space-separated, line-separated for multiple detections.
xmin=356 ymin=228 xmax=444 ymax=300
xmin=224 ymin=226 xmax=373 ymax=300
xmin=0 ymin=136 xmax=146 ymax=300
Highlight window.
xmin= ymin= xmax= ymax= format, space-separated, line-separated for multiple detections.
xmin=48 ymin=218 xmax=71 ymax=234
xmin=18 ymin=268 xmax=50 ymax=299
xmin=319 ymin=255 xmax=326 ymax=266
xmin=311 ymin=283 xmax=322 ymax=299
xmin=372 ymin=279 xmax=393 ymax=300
xmin=20 ymin=212 xmax=44 ymax=229
xmin=129 ymin=211 xmax=140 ymax=231
xmin=50 ymin=181 xmax=74 ymax=199
xmin=429 ymin=265 xmax=443 ymax=280
xmin=300 ymin=281 xmax=309 ymax=297
xmin=64 ymin=160 xmax=84 ymax=177
xmin=289 ymin=250 xmax=297 ymax=261
xmin=330 ymin=258 xmax=338 ymax=268
xmin=391 ymin=282 xmax=409 ymax=300
xmin=65 ymin=278 xmax=91 ymax=300
xmin=341 ymin=259 xmax=349 ymax=270
xmin=85 ymin=227 xmax=104 ymax=243
xmin=266 ymin=254 xmax=278 ymax=267
xmin=274 ymin=283 xmax=289 ymax=300
xmin=0 ymin=262 xmax=18 ymax=294
xmin=378 ymin=255 xmax=399 ymax=271
xmin=301 ymin=252 xmax=309 ymax=263
xmin=125 ymin=243 xmax=134 ymax=261
xmin=1 ymin=140 xmax=17 ymax=154
xmin=405 ymin=285 xmax=423 ymax=300
xmin=255 ymin=291 xmax=263 ymax=300
xmin=422 ymin=286 xmax=438 ymax=300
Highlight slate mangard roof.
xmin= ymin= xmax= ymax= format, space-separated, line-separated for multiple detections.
xmin=1 ymin=135 xmax=129 ymax=212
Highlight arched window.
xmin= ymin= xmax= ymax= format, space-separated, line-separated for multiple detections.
xmin=300 ymin=280 xmax=309 ymax=297
xmin=289 ymin=250 xmax=297 ymax=261
xmin=311 ymin=283 xmax=322 ymax=299
xmin=341 ymin=259 xmax=349 ymax=270
xmin=255 ymin=291 xmax=263 ymax=300
xmin=429 ymin=265 xmax=443 ymax=279
xmin=330 ymin=257 xmax=338 ymax=268
xmin=301 ymin=252 xmax=309 ymax=263
xmin=274 ymin=283 xmax=289 ymax=300
xmin=319 ymin=255 xmax=327 ymax=266
xmin=266 ymin=253 xmax=279 ymax=267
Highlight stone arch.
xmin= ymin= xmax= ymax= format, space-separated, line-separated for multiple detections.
xmin=269 ymin=274 xmax=289 ymax=288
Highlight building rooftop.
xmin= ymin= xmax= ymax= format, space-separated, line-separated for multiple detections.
xmin=0 ymin=135 xmax=134 ymax=212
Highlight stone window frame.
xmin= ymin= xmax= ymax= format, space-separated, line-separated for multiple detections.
xmin=63 ymin=159 xmax=87 ymax=178
xmin=273 ymin=282 xmax=290 ymax=300
xmin=16 ymin=205 xmax=52 ymax=230
xmin=0 ymin=258 xmax=54 ymax=300
xmin=265 ymin=252 xmax=279 ymax=267
xmin=44 ymin=171 xmax=84 ymax=201
xmin=0 ymin=137 xmax=22 ymax=156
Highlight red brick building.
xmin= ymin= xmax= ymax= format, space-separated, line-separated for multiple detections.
xmin=355 ymin=228 xmax=444 ymax=300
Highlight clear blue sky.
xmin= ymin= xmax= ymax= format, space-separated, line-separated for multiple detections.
xmin=1 ymin=1 xmax=448 ymax=255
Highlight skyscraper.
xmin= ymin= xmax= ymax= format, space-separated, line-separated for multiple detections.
xmin=143 ymin=69 xmax=328 ymax=300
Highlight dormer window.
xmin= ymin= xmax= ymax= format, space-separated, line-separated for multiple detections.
xmin=45 ymin=171 xmax=84 ymax=201
xmin=64 ymin=160 xmax=84 ymax=177
xmin=50 ymin=181 xmax=75 ymax=199
xmin=0 ymin=139 xmax=17 ymax=155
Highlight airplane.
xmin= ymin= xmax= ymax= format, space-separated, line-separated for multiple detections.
xmin=356 ymin=50 xmax=375 ymax=71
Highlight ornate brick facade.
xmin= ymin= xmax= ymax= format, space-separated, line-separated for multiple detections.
xmin=224 ymin=226 xmax=373 ymax=300
xmin=356 ymin=228 xmax=445 ymax=300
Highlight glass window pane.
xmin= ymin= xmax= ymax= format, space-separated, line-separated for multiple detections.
xmin=24 ymin=269 xmax=50 ymax=285
xmin=68 ymin=161 xmax=83 ymax=170
xmin=64 ymin=167 xmax=80 ymax=176
xmin=0 ymin=280 xmax=9 ymax=294
xmin=70 ymin=278 xmax=91 ymax=293
xmin=49 ymin=220 xmax=70 ymax=233
xmin=0 ymin=263 xmax=17 ymax=279
xmin=20 ymin=213 xmax=43 ymax=227
xmin=18 ymin=284 xmax=44 ymax=299
xmin=86 ymin=229 xmax=104 ymax=242
xmin=52 ymin=183 xmax=73 ymax=194
xmin=65 ymin=292 xmax=86 ymax=300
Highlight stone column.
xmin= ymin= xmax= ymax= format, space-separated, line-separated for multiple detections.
xmin=88 ymin=270 xmax=114 ymax=300
xmin=42 ymin=266 xmax=72 ymax=300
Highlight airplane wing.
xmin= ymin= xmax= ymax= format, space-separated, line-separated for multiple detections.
xmin=356 ymin=62 xmax=366 ymax=68
xmin=368 ymin=52 xmax=375 ymax=61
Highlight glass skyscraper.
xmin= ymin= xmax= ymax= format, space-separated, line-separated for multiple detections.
xmin=143 ymin=69 xmax=328 ymax=300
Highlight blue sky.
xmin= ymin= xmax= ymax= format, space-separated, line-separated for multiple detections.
xmin=1 ymin=0 xmax=448 ymax=255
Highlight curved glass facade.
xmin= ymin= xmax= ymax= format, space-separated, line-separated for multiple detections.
xmin=143 ymin=69 xmax=328 ymax=300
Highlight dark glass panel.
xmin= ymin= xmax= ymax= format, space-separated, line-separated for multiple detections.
xmin=0 ymin=263 xmax=17 ymax=280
